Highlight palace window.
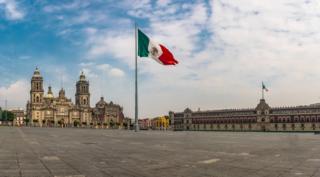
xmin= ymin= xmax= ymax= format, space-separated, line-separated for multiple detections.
xmin=290 ymin=117 xmax=294 ymax=123
xmin=282 ymin=124 xmax=286 ymax=130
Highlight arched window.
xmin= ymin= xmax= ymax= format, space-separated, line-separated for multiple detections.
xmin=36 ymin=96 xmax=39 ymax=102
xmin=83 ymin=99 xmax=86 ymax=105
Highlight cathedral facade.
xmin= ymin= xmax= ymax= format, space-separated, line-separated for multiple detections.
xmin=26 ymin=68 xmax=124 ymax=127
xmin=170 ymin=99 xmax=320 ymax=132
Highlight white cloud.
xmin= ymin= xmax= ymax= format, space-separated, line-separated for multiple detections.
xmin=84 ymin=27 xmax=97 ymax=35
xmin=157 ymin=0 xmax=171 ymax=7
xmin=96 ymin=63 xmax=110 ymax=71
xmin=109 ymin=68 xmax=125 ymax=77
xmin=0 ymin=0 xmax=24 ymax=20
xmin=86 ymin=30 xmax=135 ymax=67
xmin=0 ymin=80 xmax=29 ymax=109
xmin=82 ymin=68 xmax=98 ymax=78
xmin=84 ymin=63 xmax=125 ymax=78
xmin=43 ymin=1 xmax=90 ymax=13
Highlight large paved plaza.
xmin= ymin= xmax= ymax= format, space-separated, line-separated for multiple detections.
xmin=0 ymin=127 xmax=320 ymax=177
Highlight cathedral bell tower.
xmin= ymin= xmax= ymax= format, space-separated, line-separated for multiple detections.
xmin=30 ymin=67 xmax=44 ymax=104
xmin=75 ymin=72 xmax=90 ymax=108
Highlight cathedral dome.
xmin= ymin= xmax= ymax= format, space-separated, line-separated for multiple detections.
xmin=96 ymin=97 xmax=107 ymax=107
xmin=46 ymin=86 xmax=54 ymax=98
xmin=59 ymin=88 xmax=65 ymax=98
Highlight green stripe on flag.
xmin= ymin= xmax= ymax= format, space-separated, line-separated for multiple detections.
xmin=138 ymin=29 xmax=149 ymax=57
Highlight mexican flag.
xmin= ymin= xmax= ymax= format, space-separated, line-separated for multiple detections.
xmin=262 ymin=82 xmax=269 ymax=92
xmin=138 ymin=29 xmax=178 ymax=65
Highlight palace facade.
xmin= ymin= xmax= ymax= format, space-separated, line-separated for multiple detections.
xmin=170 ymin=99 xmax=320 ymax=132
xmin=26 ymin=68 xmax=124 ymax=127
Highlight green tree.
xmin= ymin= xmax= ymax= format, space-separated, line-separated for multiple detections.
xmin=1 ymin=111 xmax=15 ymax=122
xmin=25 ymin=118 xmax=30 ymax=125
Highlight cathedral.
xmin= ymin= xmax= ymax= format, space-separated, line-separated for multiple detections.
xmin=26 ymin=67 xmax=124 ymax=127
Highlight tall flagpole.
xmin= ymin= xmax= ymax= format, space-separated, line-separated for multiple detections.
xmin=261 ymin=82 xmax=264 ymax=100
xmin=135 ymin=23 xmax=139 ymax=132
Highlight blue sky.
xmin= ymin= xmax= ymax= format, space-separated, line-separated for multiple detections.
xmin=1 ymin=0 xmax=320 ymax=118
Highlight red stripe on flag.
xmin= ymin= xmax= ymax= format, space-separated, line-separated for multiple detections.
xmin=158 ymin=44 xmax=178 ymax=65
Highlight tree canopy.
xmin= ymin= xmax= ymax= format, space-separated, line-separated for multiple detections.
xmin=0 ymin=110 xmax=15 ymax=122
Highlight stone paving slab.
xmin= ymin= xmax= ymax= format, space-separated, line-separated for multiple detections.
xmin=0 ymin=127 xmax=320 ymax=177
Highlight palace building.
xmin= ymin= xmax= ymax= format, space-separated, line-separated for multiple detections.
xmin=170 ymin=98 xmax=320 ymax=132
xmin=26 ymin=67 xmax=124 ymax=127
